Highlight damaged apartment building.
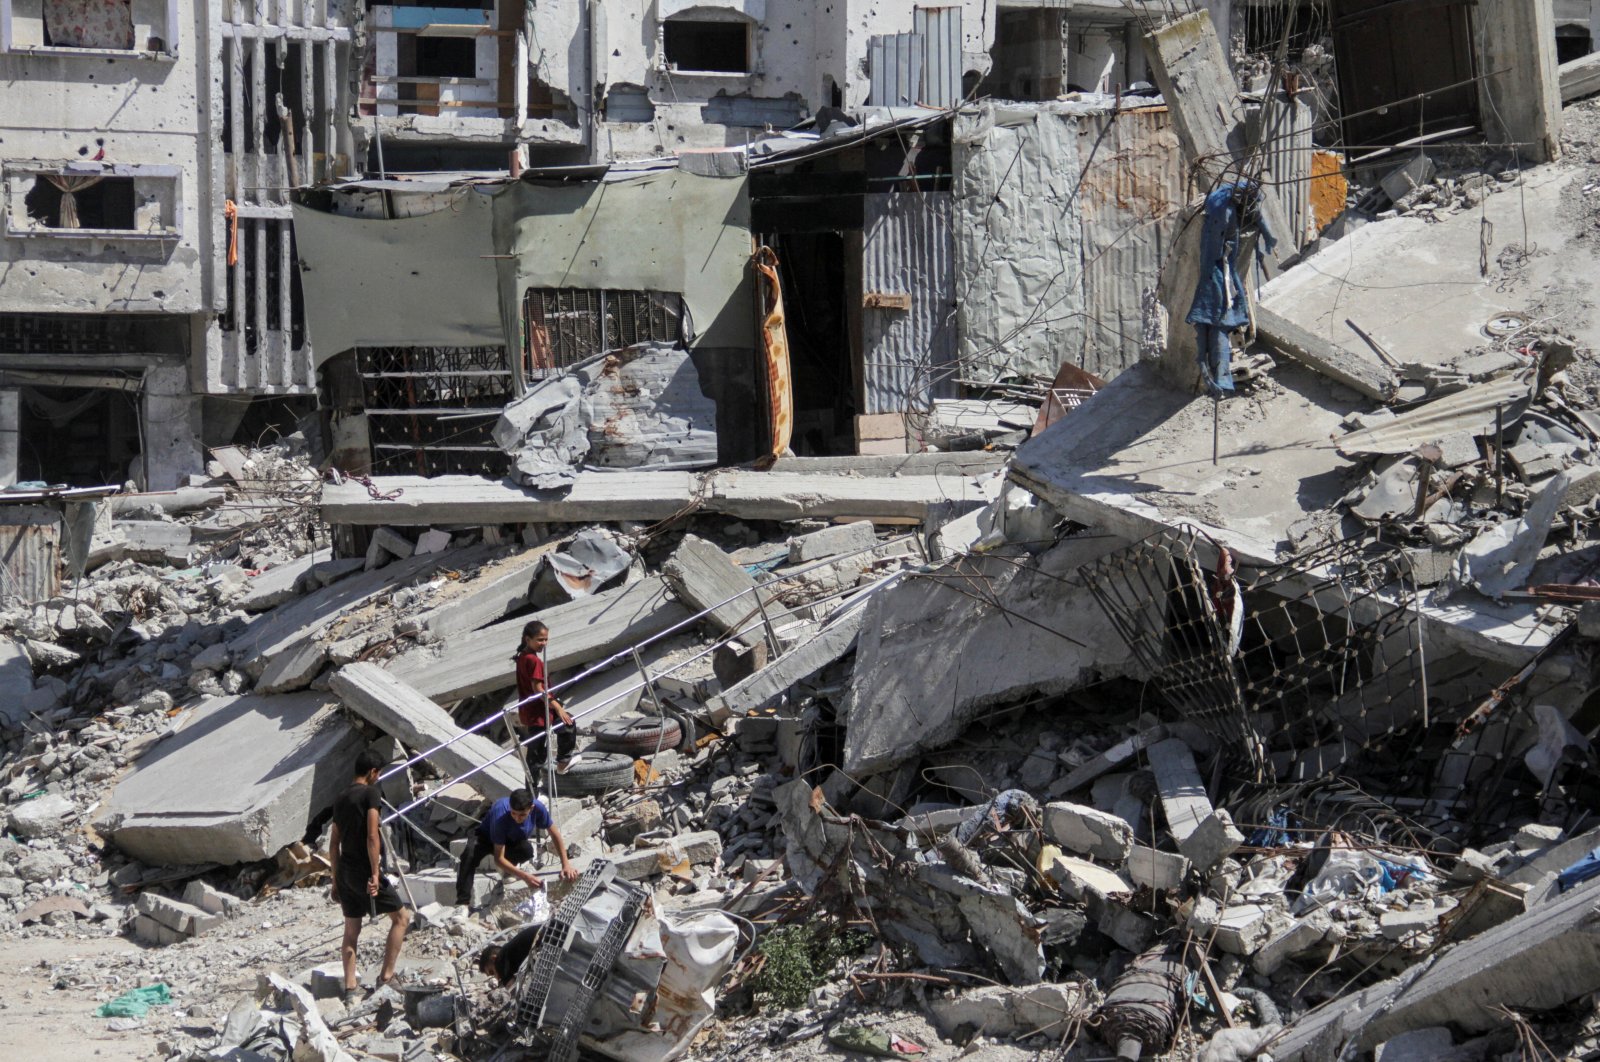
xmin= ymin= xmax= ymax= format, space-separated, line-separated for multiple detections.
xmin=0 ymin=0 xmax=1209 ymax=490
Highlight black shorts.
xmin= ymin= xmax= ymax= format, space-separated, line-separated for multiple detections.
xmin=336 ymin=871 xmax=405 ymax=920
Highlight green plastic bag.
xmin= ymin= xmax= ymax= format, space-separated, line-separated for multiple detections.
xmin=96 ymin=983 xmax=172 ymax=1018
xmin=826 ymin=1024 xmax=927 ymax=1059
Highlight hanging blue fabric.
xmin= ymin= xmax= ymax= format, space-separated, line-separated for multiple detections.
xmin=1186 ymin=181 xmax=1277 ymax=397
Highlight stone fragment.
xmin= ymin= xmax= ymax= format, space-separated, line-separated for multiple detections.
xmin=1046 ymin=854 xmax=1133 ymax=902
xmin=1374 ymin=1026 xmax=1454 ymax=1062
xmin=787 ymin=520 xmax=876 ymax=564
xmin=1043 ymin=801 xmax=1134 ymax=862
xmin=1126 ymin=844 xmax=1190 ymax=892
xmin=8 ymin=792 xmax=77 ymax=838
xmin=1180 ymin=810 xmax=1245 ymax=871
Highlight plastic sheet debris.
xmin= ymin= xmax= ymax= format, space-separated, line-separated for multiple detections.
xmin=96 ymin=983 xmax=171 ymax=1018
xmin=825 ymin=1024 xmax=928 ymax=1058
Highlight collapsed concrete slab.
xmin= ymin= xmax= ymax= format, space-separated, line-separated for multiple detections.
xmin=663 ymin=534 xmax=779 ymax=641
xmin=103 ymin=692 xmax=364 ymax=866
xmin=407 ymin=543 xmax=552 ymax=638
xmin=331 ymin=664 xmax=524 ymax=799
xmin=842 ymin=535 xmax=1134 ymax=776
xmin=227 ymin=545 xmax=490 ymax=693
xmin=236 ymin=548 xmax=331 ymax=613
xmin=321 ymin=470 xmax=989 ymax=526
xmin=1266 ymin=878 xmax=1600 ymax=1060
xmin=385 ymin=576 xmax=687 ymax=704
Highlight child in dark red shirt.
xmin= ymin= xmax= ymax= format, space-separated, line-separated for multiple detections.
xmin=514 ymin=620 xmax=578 ymax=771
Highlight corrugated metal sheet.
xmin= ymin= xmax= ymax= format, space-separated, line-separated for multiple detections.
xmin=1250 ymin=95 xmax=1314 ymax=250
xmin=0 ymin=505 xmax=61 ymax=604
xmin=1079 ymin=107 xmax=1188 ymax=380
xmin=862 ymin=191 xmax=957 ymax=414
xmin=869 ymin=32 xmax=924 ymax=108
xmin=954 ymin=101 xmax=1187 ymax=384
xmin=914 ymin=7 xmax=962 ymax=109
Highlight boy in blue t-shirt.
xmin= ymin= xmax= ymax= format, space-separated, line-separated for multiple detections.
xmin=454 ymin=788 xmax=578 ymax=906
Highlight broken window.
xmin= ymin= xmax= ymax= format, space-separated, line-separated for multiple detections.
xmin=357 ymin=345 xmax=513 ymax=476
xmin=23 ymin=175 xmax=136 ymax=230
xmin=363 ymin=1 xmax=502 ymax=118
xmin=981 ymin=9 xmax=1064 ymax=101
xmin=6 ymin=164 xmax=180 ymax=238
xmin=1556 ymin=23 xmax=1593 ymax=64
xmin=662 ymin=19 xmax=748 ymax=73
xmin=0 ymin=0 xmax=175 ymax=54
xmin=521 ymin=289 xmax=689 ymax=380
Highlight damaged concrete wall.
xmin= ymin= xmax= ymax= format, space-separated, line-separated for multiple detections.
xmin=0 ymin=0 xmax=210 ymax=315
xmin=292 ymin=191 xmax=504 ymax=365
xmin=843 ymin=530 xmax=1137 ymax=778
xmin=952 ymin=100 xmax=1185 ymax=385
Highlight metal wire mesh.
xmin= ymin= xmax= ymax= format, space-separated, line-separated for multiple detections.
xmin=1080 ymin=527 xmax=1427 ymax=780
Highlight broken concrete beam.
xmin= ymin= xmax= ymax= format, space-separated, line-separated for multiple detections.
xmin=228 ymin=546 xmax=488 ymax=686
xmin=386 ymin=576 xmax=687 ymax=705
xmin=311 ymin=557 xmax=364 ymax=588
xmin=610 ymin=830 xmax=724 ymax=881
xmin=787 ymin=520 xmax=876 ymax=564
xmin=238 ymin=549 xmax=330 ymax=613
xmin=664 ymin=534 xmax=776 ymax=642
xmin=321 ymin=471 xmax=989 ymax=526
xmin=136 ymin=891 xmax=222 ymax=936
xmin=109 ymin=487 xmax=226 ymax=514
xmin=1043 ymin=802 xmax=1134 ymax=863
xmin=1267 ymin=879 xmax=1600 ymax=1060
xmin=768 ymin=451 xmax=1005 ymax=478
xmin=1380 ymin=907 xmax=1443 ymax=942
xmin=1147 ymin=738 xmax=1212 ymax=846
xmin=370 ymin=526 xmax=414 ymax=560
xmin=1127 ymin=844 xmax=1190 ymax=893
xmin=711 ymin=597 xmax=873 ymax=719
xmin=410 ymin=543 xmax=552 ymax=639
xmin=103 ymin=692 xmax=364 ymax=866
xmin=1562 ymin=50 xmax=1600 ymax=103
xmin=1057 ymin=724 xmax=1172 ymax=794
xmin=1255 ymin=305 xmax=1395 ymax=402
xmin=331 ymin=664 xmax=524 ymax=800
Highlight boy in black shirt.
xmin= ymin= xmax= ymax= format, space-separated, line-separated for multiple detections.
xmin=328 ymin=747 xmax=411 ymax=1001
xmin=477 ymin=925 xmax=540 ymax=985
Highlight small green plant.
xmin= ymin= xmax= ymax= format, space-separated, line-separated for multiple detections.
xmin=749 ymin=922 xmax=872 ymax=1010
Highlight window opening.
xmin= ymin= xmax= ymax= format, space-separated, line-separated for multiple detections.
xmin=521 ymin=289 xmax=688 ymax=380
xmin=24 ymin=175 xmax=135 ymax=229
xmin=42 ymin=0 xmax=133 ymax=49
xmin=662 ymin=20 xmax=747 ymax=73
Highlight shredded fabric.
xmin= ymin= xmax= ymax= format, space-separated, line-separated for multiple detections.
xmin=96 ymin=983 xmax=172 ymax=1018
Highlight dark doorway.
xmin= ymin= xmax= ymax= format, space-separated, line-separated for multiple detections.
xmin=1557 ymin=25 xmax=1593 ymax=64
xmin=17 ymin=385 xmax=142 ymax=486
xmin=759 ymin=232 xmax=856 ymax=456
xmin=663 ymin=20 xmax=748 ymax=73
xmin=1330 ymin=0 xmax=1480 ymax=148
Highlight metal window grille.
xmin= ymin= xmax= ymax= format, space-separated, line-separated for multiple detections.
xmin=356 ymin=345 xmax=514 ymax=476
xmin=522 ymin=288 xmax=687 ymax=380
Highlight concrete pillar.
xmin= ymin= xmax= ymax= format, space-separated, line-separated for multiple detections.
xmin=0 ymin=390 xmax=18 ymax=487
xmin=142 ymin=366 xmax=204 ymax=491
xmin=1477 ymin=0 xmax=1562 ymax=163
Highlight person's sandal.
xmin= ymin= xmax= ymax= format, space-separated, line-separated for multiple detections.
xmin=374 ymin=974 xmax=399 ymax=992
xmin=340 ymin=986 xmax=357 ymax=1006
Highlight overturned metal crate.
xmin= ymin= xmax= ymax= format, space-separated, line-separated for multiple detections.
xmin=511 ymin=860 xmax=743 ymax=1062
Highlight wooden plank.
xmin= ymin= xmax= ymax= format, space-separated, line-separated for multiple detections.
xmin=1254 ymin=305 xmax=1396 ymax=401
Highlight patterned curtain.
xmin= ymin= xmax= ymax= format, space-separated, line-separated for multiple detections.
xmin=43 ymin=0 xmax=134 ymax=49
xmin=45 ymin=175 xmax=103 ymax=229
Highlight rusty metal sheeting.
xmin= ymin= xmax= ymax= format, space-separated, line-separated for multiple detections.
xmin=1078 ymin=105 xmax=1188 ymax=381
xmin=861 ymin=191 xmax=957 ymax=415
xmin=913 ymin=5 xmax=961 ymax=109
xmin=1247 ymin=94 xmax=1315 ymax=250
xmin=954 ymin=100 xmax=1187 ymax=386
xmin=0 ymin=505 xmax=61 ymax=604
xmin=753 ymin=246 xmax=794 ymax=461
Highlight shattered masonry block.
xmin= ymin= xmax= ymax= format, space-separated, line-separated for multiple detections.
xmin=787 ymin=520 xmax=877 ymax=564
xmin=1126 ymin=844 xmax=1190 ymax=892
xmin=307 ymin=963 xmax=347 ymax=1000
xmin=182 ymin=880 xmax=240 ymax=917
xmin=132 ymin=913 xmax=185 ymax=947
xmin=371 ymin=527 xmax=415 ymax=560
xmin=414 ymin=529 xmax=453 ymax=555
xmin=1513 ymin=822 xmax=1564 ymax=849
xmin=1091 ymin=896 xmax=1158 ymax=953
xmin=1043 ymin=801 xmax=1134 ymax=863
xmin=612 ymin=830 xmax=724 ymax=881
xmin=1379 ymin=907 xmax=1443 ymax=941
xmin=1253 ymin=913 xmax=1330 ymax=975
xmin=135 ymin=892 xmax=221 ymax=936
xmin=404 ymin=869 xmax=491 ymax=908
xmin=1179 ymin=809 xmax=1245 ymax=871
xmin=1047 ymin=854 xmax=1133 ymax=902
xmin=1213 ymin=904 xmax=1273 ymax=956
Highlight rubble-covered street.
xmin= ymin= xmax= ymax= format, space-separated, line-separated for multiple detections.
xmin=13 ymin=3 xmax=1600 ymax=1062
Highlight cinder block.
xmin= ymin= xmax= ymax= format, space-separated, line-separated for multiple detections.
xmin=787 ymin=521 xmax=877 ymax=564
xmin=1179 ymin=809 xmax=1245 ymax=870
xmin=1253 ymin=913 xmax=1329 ymax=975
xmin=132 ymin=913 xmax=184 ymax=946
xmin=136 ymin=892 xmax=220 ymax=936
xmin=182 ymin=880 xmax=240 ymax=917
